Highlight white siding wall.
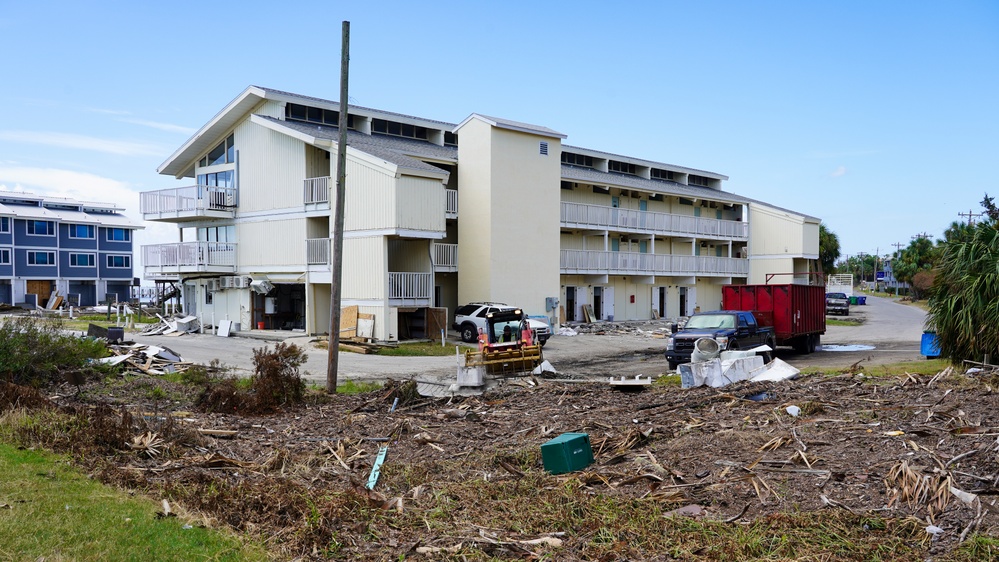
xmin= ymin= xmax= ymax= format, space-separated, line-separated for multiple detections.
xmin=748 ymin=203 xmax=806 ymax=256
xmin=237 ymin=218 xmax=306 ymax=268
xmin=235 ymin=119 xmax=305 ymax=213
xmin=396 ymin=176 xmax=446 ymax=233
xmin=343 ymin=236 xmax=385 ymax=300
xmin=388 ymin=239 xmax=431 ymax=272
xmin=342 ymin=162 xmax=397 ymax=232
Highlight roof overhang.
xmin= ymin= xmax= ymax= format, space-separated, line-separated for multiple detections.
xmin=454 ymin=113 xmax=567 ymax=139
xmin=158 ymin=86 xmax=269 ymax=179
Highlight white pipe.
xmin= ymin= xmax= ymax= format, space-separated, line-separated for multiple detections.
xmin=441 ymin=329 xmax=445 ymax=347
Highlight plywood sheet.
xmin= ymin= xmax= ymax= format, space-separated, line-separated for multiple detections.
xmin=340 ymin=305 xmax=359 ymax=338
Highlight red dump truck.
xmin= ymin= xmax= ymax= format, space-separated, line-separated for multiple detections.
xmin=721 ymin=283 xmax=826 ymax=354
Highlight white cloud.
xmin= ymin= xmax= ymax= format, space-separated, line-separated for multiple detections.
xmin=120 ymin=118 xmax=196 ymax=135
xmin=0 ymin=166 xmax=137 ymax=209
xmin=829 ymin=165 xmax=847 ymax=178
xmin=0 ymin=130 xmax=163 ymax=156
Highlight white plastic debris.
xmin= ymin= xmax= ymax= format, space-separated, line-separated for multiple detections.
xmin=926 ymin=525 xmax=944 ymax=536
xmin=556 ymin=327 xmax=578 ymax=337
xmin=531 ymin=360 xmax=557 ymax=375
xmin=786 ymin=405 xmax=801 ymax=417
xmin=750 ymin=358 xmax=801 ymax=382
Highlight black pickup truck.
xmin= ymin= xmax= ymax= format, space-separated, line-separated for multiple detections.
xmin=664 ymin=311 xmax=776 ymax=370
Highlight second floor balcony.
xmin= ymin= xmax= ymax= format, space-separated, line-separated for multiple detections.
xmin=140 ymin=185 xmax=237 ymax=222
xmin=560 ymin=249 xmax=748 ymax=277
xmin=389 ymin=272 xmax=433 ymax=305
xmin=561 ymin=201 xmax=748 ymax=240
xmin=304 ymin=177 xmax=332 ymax=211
xmin=432 ymin=242 xmax=457 ymax=272
xmin=142 ymin=242 xmax=237 ymax=279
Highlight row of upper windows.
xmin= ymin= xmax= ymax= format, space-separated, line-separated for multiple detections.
xmin=284 ymin=102 xmax=459 ymax=147
xmin=198 ymin=134 xmax=236 ymax=168
xmin=18 ymin=221 xmax=130 ymax=241
xmin=561 ymin=151 xmax=690 ymax=185
xmin=18 ymin=251 xmax=130 ymax=268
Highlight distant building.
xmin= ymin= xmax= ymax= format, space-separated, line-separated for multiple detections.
xmin=0 ymin=191 xmax=142 ymax=307
xmin=141 ymin=85 xmax=819 ymax=339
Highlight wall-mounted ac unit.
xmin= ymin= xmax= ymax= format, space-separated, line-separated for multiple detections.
xmin=232 ymin=276 xmax=252 ymax=289
xmin=206 ymin=279 xmax=220 ymax=292
xmin=218 ymin=276 xmax=233 ymax=289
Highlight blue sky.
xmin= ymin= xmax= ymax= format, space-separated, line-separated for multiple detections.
xmin=0 ymin=1 xmax=996 ymax=263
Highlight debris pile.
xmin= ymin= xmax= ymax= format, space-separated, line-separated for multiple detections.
xmin=98 ymin=342 xmax=192 ymax=375
xmin=139 ymin=314 xmax=201 ymax=337
xmin=566 ymin=320 xmax=674 ymax=337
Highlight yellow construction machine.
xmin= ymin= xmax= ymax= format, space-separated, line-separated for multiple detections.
xmin=463 ymin=309 xmax=543 ymax=375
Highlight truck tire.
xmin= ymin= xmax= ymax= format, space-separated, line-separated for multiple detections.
xmin=792 ymin=337 xmax=808 ymax=354
xmin=759 ymin=338 xmax=774 ymax=363
xmin=809 ymin=334 xmax=819 ymax=354
xmin=460 ymin=323 xmax=477 ymax=343
xmin=668 ymin=360 xmax=679 ymax=371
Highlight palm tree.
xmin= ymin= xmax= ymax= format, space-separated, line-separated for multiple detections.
xmin=928 ymin=222 xmax=999 ymax=363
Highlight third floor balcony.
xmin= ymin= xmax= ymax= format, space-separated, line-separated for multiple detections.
xmin=561 ymin=249 xmax=748 ymax=277
xmin=140 ymin=185 xmax=237 ymax=222
xmin=561 ymin=201 xmax=747 ymax=240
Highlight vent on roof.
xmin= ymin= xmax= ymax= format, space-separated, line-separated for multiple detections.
xmin=539 ymin=141 xmax=548 ymax=156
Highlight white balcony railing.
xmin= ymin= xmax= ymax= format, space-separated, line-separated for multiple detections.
xmin=142 ymin=242 xmax=237 ymax=274
xmin=432 ymin=243 xmax=458 ymax=271
xmin=560 ymin=202 xmax=748 ymax=239
xmin=388 ymin=272 xmax=433 ymax=301
xmin=306 ymin=238 xmax=331 ymax=265
xmin=560 ymin=249 xmax=748 ymax=276
xmin=140 ymin=185 xmax=236 ymax=216
xmin=304 ymin=176 xmax=332 ymax=206
xmin=445 ymin=188 xmax=458 ymax=218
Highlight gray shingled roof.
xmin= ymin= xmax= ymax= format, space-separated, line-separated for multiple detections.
xmin=256 ymin=116 xmax=456 ymax=176
xmin=468 ymin=114 xmax=566 ymax=139
xmin=561 ymin=165 xmax=753 ymax=205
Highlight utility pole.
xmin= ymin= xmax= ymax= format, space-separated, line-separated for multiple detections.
xmin=912 ymin=232 xmax=930 ymax=241
xmin=857 ymin=251 xmax=867 ymax=283
xmin=327 ymin=21 xmax=350 ymax=394
xmin=958 ymin=209 xmax=982 ymax=225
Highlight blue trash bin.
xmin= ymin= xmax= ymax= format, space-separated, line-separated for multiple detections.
xmin=921 ymin=332 xmax=941 ymax=358
xmin=858 ymin=296 xmax=867 ymax=305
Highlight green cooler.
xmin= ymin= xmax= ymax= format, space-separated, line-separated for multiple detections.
xmin=541 ymin=432 xmax=594 ymax=474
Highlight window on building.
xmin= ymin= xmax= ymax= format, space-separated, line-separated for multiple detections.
xmin=68 ymin=224 xmax=95 ymax=239
xmin=688 ymin=174 xmax=711 ymax=187
xmin=560 ymin=181 xmax=574 ymax=190
xmin=106 ymin=255 xmax=131 ymax=268
xmin=0 ymin=217 xmax=9 ymax=233
xmin=444 ymin=131 xmax=458 ymax=146
xmin=27 ymin=251 xmax=55 ymax=265
xmin=27 ymin=220 xmax=54 ymax=236
xmin=285 ymin=103 xmax=353 ymax=128
xmin=608 ymin=160 xmax=637 ymax=175
xmin=70 ymin=253 xmax=95 ymax=267
xmin=106 ymin=228 xmax=131 ymax=242
xmin=561 ymin=152 xmax=594 ymax=167
xmin=0 ymin=249 xmax=9 ymax=265
xmin=371 ymin=118 xmax=429 ymax=140
xmin=651 ymin=168 xmax=675 ymax=181
xmin=678 ymin=197 xmax=694 ymax=205
xmin=198 ymin=133 xmax=236 ymax=168
xmin=197 ymin=170 xmax=235 ymax=188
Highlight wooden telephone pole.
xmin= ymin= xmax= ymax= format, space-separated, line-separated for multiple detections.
xmin=327 ymin=21 xmax=350 ymax=393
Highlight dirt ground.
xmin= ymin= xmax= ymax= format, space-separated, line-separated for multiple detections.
xmin=14 ymin=360 xmax=996 ymax=560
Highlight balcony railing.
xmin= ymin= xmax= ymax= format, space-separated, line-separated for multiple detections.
xmin=140 ymin=185 xmax=237 ymax=221
xmin=560 ymin=249 xmax=748 ymax=276
xmin=304 ymin=176 xmax=332 ymax=207
xmin=432 ymin=243 xmax=458 ymax=272
xmin=306 ymin=238 xmax=331 ymax=266
xmin=142 ymin=242 xmax=237 ymax=277
xmin=445 ymin=188 xmax=458 ymax=218
xmin=388 ymin=272 xmax=432 ymax=302
xmin=560 ymin=202 xmax=748 ymax=239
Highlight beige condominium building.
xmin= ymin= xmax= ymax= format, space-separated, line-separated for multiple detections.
xmin=141 ymin=86 xmax=819 ymax=341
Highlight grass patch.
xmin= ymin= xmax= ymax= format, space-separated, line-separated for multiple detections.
xmin=336 ymin=380 xmax=383 ymax=394
xmin=827 ymin=317 xmax=863 ymax=326
xmin=655 ymin=374 xmax=682 ymax=387
xmin=856 ymin=358 xmax=951 ymax=378
xmin=0 ymin=442 xmax=267 ymax=561
xmin=375 ymin=341 xmax=473 ymax=356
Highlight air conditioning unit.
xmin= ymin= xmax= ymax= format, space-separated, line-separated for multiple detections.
xmin=231 ymin=276 xmax=252 ymax=289
xmin=219 ymin=276 xmax=233 ymax=289
xmin=206 ymin=279 xmax=220 ymax=292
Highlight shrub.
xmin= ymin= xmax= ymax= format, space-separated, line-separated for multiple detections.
xmin=0 ymin=317 xmax=109 ymax=387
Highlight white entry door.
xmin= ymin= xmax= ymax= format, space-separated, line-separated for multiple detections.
xmin=604 ymin=286 xmax=615 ymax=320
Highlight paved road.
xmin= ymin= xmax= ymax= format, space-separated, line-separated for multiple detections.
xmin=127 ymin=294 xmax=932 ymax=383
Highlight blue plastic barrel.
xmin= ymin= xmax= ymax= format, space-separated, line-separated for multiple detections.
xmin=921 ymin=332 xmax=941 ymax=358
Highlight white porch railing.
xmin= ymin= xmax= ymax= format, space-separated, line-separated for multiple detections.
xmin=445 ymin=188 xmax=458 ymax=218
xmin=140 ymin=185 xmax=236 ymax=215
xmin=560 ymin=201 xmax=748 ymax=239
xmin=142 ymin=242 xmax=237 ymax=269
xmin=304 ymin=176 xmax=332 ymax=205
xmin=388 ymin=272 xmax=433 ymax=301
xmin=560 ymin=249 xmax=748 ymax=276
xmin=432 ymin=243 xmax=458 ymax=271
xmin=306 ymin=238 xmax=331 ymax=265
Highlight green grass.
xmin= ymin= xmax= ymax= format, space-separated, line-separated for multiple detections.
xmin=335 ymin=380 xmax=383 ymax=394
xmin=374 ymin=341 xmax=473 ymax=356
xmin=827 ymin=318 xmax=862 ymax=326
xmin=0 ymin=442 xmax=268 ymax=561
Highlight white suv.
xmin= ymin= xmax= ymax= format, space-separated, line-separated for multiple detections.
xmin=453 ymin=302 xmax=551 ymax=346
